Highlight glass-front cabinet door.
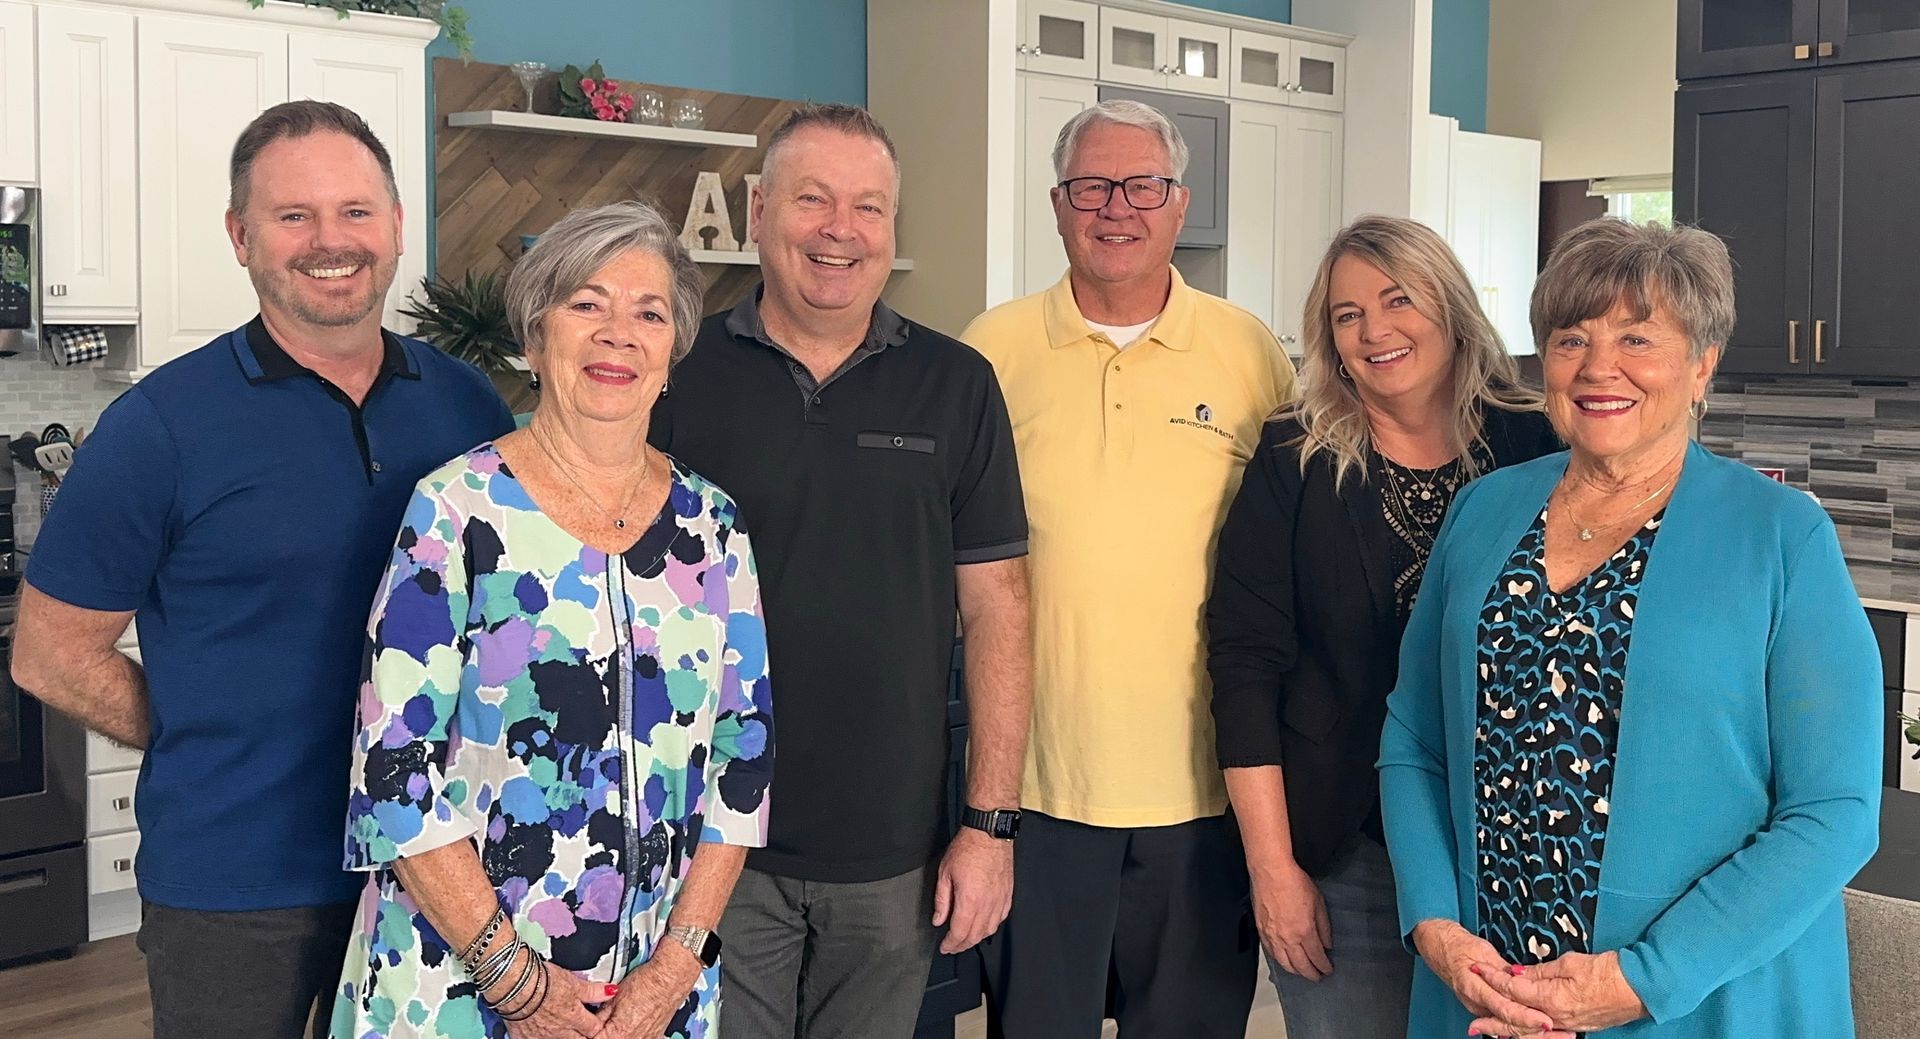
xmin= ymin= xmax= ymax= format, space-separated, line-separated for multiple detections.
xmin=1820 ymin=0 xmax=1920 ymax=66
xmin=1676 ymin=0 xmax=1818 ymax=78
xmin=1230 ymin=29 xmax=1291 ymax=105
xmin=1165 ymin=19 xmax=1231 ymax=97
xmin=1098 ymin=7 xmax=1168 ymax=90
xmin=1288 ymin=37 xmax=1345 ymax=112
xmin=1019 ymin=0 xmax=1099 ymax=80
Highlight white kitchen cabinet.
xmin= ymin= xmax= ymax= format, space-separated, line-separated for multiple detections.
xmin=1226 ymin=100 xmax=1343 ymax=350
xmin=1098 ymin=10 xmax=1229 ymax=97
xmin=136 ymin=14 xmax=289 ymax=371
xmin=289 ymin=32 xmax=428 ymax=331
xmin=1447 ymin=128 xmax=1541 ymax=356
xmin=37 ymin=4 xmax=139 ymax=321
xmin=1229 ymin=29 xmax=1347 ymax=112
xmin=1017 ymin=73 xmax=1099 ymax=296
xmin=1019 ymin=0 xmax=1099 ymax=80
xmin=1286 ymin=37 xmax=1346 ymax=113
xmin=0 ymin=1 xmax=34 ymax=185
xmin=1903 ymin=692 xmax=1920 ymax=793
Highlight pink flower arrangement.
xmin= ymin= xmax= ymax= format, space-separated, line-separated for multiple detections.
xmin=580 ymin=76 xmax=635 ymax=122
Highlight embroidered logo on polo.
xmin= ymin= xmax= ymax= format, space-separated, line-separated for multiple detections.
xmin=1169 ymin=402 xmax=1233 ymax=440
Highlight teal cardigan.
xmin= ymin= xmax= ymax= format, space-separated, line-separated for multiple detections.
xmin=1378 ymin=443 xmax=1882 ymax=1037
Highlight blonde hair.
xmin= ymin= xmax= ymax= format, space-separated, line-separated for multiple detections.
xmin=1292 ymin=215 xmax=1542 ymax=489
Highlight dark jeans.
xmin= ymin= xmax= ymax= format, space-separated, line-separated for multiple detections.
xmin=138 ymin=900 xmax=356 ymax=1039
xmin=980 ymin=811 xmax=1259 ymax=1038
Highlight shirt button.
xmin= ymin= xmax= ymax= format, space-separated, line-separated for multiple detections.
xmin=371 ymin=461 xmax=383 ymax=473
xmin=792 ymin=363 xmax=804 ymax=374
xmin=1113 ymin=365 xmax=1122 ymax=373
xmin=811 ymin=395 xmax=823 ymax=405
xmin=892 ymin=436 xmax=905 ymax=447
xmin=1113 ymin=403 xmax=1124 ymax=410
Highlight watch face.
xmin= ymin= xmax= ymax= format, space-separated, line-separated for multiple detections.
xmin=991 ymin=812 xmax=1020 ymax=839
xmin=698 ymin=931 xmax=722 ymax=967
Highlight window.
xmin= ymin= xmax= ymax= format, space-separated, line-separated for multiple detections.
xmin=1588 ymin=175 xmax=1673 ymax=227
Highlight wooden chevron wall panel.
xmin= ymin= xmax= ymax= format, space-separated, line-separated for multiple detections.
xmin=433 ymin=57 xmax=801 ymax=317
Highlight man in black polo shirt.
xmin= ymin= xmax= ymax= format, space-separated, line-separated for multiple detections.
xmin=649 ymin=104 xmax=1032 ymax=1036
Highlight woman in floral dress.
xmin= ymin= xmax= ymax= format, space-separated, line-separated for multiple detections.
xmin=331 ymin=202 xmax=773 ymax=1039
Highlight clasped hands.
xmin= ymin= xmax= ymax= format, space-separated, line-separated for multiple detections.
xmin=1411 ymin=919 xmax=1647 ymax=1039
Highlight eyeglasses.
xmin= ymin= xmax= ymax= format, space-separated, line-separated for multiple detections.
xmin=1057 ymin=175 xmax=1180 ymax=212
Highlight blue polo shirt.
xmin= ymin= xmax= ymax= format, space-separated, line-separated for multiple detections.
xmin=27 ymin=318 xmax=514 ymax=911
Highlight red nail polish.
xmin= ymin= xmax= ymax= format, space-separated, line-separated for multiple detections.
xmin=1467 ymin=1030 xmax=1480 ymax=1037
xmin=604 ymin=984 xmax=618 ymax=996
xmin=1509 ymin=964 xmax=1526 ymax=976
xmin=1468 ymin=964 xmax=1483 ymax=975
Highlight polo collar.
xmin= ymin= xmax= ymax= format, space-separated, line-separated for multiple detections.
xmin=724 ymin=283 xmax=911 ymax=353
xmin=1041 ymin=267 xmax=1198 ymax=352
xmin=233 ymin=315 xmax=420 ymax=385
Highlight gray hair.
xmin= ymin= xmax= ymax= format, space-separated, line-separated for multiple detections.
xmin=1292 ymin=215 xmax=1544 ymax=491
xmin=506 ymin=201 xmax=706 ymax=364
xmin=1532 ymin=218 xmax=1735 ymax=363
xmin=762 ymin=102 xmax=901 ymax=200
xmin=1051 ymin=100 xmax=1190 ymax=180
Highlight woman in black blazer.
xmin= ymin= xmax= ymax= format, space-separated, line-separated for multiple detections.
xmin=1205 ymin=216 xmax=1559 ymax=1038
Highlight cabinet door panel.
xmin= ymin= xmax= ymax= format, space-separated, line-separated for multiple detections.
xmin=1677 ymin=0 xmax=1819 ymax=79
xmin=289 ymin=34 xmax=426 ymax=332
xmin=1166 ymin=19 xmax=1231 ymax=98
xmin=1811 ymin=64 xmax=1920 ymax=376
xmin=1021 ymin=0 xmax=1099 ymax=80
xmin=1098 ymin=8 xmax=1167 ymax=90
xmin=1674 ymin=79 xmax=1814 ymax=374
xmin=1017 ymin=74 xmax=1097 ymax=297
xmin=1098 ymin=86 xmax=1229 ymax=249
xmin=1277 ymin=110 xmax=1342 ymax=351
xmin=1230 ymin=29 xmax=1291 ymax=105
xmin=1819 ymin=0 xmax=1920 ymax=67
xmin=137 ymin=15 xmax=288 ymax=370
xmin=1226 ymin=103 xmax=1284 ymax=335
xmin=38 ymin=5 xmax=139 ymax=317
xmin=0 ymin=1 xmax=34 ymax=184
xmin=1289 ymin=38 xmax=1346 ymax=113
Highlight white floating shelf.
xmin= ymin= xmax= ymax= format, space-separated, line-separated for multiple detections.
xmin=446 ymin=110 xmax=758 ymax=150
xmin=688 ymin=250 xmax=914 ymax=271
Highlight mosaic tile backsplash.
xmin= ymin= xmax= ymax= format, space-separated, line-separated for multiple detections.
xmin=1702 ymin=376 xmax=1920 ymax=568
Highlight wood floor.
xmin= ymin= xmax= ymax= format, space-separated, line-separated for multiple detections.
xmin=0 ymin=936 xmax=1287 ymax=1038
xmin=0 ymin=936 xmax=151 ymax=1039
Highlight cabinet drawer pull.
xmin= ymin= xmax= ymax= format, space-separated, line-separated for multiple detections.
xmin=49 ymin=284 xmax=68 ymax=297
xmin=1795 ymin=44 xmax=1812 ymax=60
xmin=1787 ymin=319 xmax=1800 ymax=364
xmin=113 ymin=858 xmax=132 ymax=872
xmin=1814 ymin=319 xmax=1827 ymax=364
xmin=1818 ymin=41 xmax=1835 ymax=58
xmin=0 ymin=868 xmax=47 ymax=895
xmin=111 ymin=796 xmax=131 ymax=811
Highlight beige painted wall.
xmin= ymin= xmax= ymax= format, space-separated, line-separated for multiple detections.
xmin=1486 ymin=0 xmax=1676 ymax=182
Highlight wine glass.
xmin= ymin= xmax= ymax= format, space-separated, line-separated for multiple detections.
xmin=509 ymin=61 xmax=547 ymax=113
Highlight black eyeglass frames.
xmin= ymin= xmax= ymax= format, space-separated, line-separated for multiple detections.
xmin=1056 ymin=175 xmax=1180 ymax=211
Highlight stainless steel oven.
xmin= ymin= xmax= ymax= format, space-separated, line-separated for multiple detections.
xmin=0 ymin=186 xmax=39 ymax=360
xmin=0 ymin=453 xmax=87 ymax=963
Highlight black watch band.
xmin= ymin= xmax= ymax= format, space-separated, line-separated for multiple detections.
xmin=961 ymin=806 xmax=1021 ymax=840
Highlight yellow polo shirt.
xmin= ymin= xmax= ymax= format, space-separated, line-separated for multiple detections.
xmin=962 ymin=270 xmax=1297 ymax=827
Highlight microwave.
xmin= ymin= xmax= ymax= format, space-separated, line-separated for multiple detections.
xmin=0 ymin=185 xmax=39 ymax=359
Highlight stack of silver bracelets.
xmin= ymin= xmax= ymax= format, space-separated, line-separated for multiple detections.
xmin=459 ymin=906 xmax=550 ymax=1021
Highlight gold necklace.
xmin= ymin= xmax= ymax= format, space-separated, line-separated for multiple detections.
xmin=1559 ymin=475 xmax=1675 ymax=542
xmin=530 ymin=421 xmax=653 ymax=530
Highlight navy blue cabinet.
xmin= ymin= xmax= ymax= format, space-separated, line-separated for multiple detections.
xmin=913 ymin=642 xmax=983 ymax=1038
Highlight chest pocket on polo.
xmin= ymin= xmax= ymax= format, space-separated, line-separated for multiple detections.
xmin=856 ymin=431 xmax=938 ymax=454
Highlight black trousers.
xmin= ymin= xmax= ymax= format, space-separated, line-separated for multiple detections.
xmin=139 ymin=900 xmax=357 ymax=1039
xmin=980 ymin=811 xmax=1258 ymax=1039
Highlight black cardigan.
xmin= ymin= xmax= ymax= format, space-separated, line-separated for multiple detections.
xmin=1205 ymin=404 xmax=1561 ymax=877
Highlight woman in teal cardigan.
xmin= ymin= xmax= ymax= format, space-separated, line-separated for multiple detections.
xmin=1378 ymin=218 xmax=1882 ymax=1038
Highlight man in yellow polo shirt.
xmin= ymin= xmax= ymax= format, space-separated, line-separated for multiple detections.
xmin=963 ymin=99 xmax=1296 ymax=1036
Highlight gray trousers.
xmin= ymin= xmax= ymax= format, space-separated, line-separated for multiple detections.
xmin=139 ymin=900 xmax=356 ymax=1039
xmin=1265 ymin=834 xmax=1415 ymax=1039
xmin=717 ymin=863 xmax=941 ymax=1038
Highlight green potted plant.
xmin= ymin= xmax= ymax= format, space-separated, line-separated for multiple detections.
xmin=248 ymin=1 xmax=473 ymax=56
xmin=400 ymin=271 xmax=535 ymax=412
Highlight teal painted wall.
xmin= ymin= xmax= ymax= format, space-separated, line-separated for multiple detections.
xmin=1431 ymin=0 xmax=1489 ymax=132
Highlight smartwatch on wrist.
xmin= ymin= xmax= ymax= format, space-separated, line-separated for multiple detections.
xmin=961 ymin=806 xmax=1022 ymax=840
xmin=667 ymin=925 xmax=722 ymax=967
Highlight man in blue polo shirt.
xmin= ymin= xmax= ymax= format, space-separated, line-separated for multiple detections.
xmin=10 ymin=101 xmax=512 ymax=1039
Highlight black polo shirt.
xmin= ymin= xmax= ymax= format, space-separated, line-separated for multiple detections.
xmin=649 ymin=287 xmax=1027 ymax=883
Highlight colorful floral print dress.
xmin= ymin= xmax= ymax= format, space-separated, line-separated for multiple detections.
xmin=329 ymin=444 xmax=774 ymax=1039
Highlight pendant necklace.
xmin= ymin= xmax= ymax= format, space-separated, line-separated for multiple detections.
xmin=531 ymin=421 xmax=652 ymax=530
xmin=1561 ymin=475 xmax=1675 ymax=542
